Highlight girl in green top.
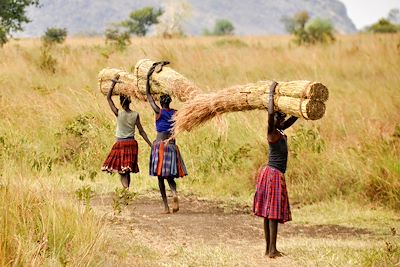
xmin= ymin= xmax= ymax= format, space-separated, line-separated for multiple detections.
xmin=102 ymin=75 xmax=152 ymax=188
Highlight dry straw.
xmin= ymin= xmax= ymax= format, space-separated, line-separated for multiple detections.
xmin=98 ymin=59 xmax=202 ymax=102
xmin=98 ymin=59 xmax=329 ymax=135
xmin=98 ymin=68 xmax=147 ymax=101
xmin=172 ymin=81 xmax=327 ymax=136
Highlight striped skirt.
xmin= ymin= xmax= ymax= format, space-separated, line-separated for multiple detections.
xmin=101 ymin=138 xmax=139 ymax=174
xmin=149 ymin=140 xmax=188 ymax=178
xmin=253 ymin=166 xmax=291 ymax=223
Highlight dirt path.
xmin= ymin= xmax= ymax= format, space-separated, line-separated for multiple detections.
xmin=92 ymin=192 xmax=374 ymax=266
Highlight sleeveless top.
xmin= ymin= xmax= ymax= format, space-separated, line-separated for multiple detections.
xmin=116 ymin=110 xmax=138 ymax=138
xmin=156 ymin=109 xmax=175 ymax=133
xmin=268 ymin=130 xmax=288 ymax=174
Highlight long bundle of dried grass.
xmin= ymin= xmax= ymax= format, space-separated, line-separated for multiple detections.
xmin=98 ymin=59 xmax=329 ymax=136
xmin=274 ymin=80 xmax=329 ymax=102
xmin=172 ymin=80 xmax=328 ymax=136
xmin=98 ymin=59 xmax=202 ymax=102
xmin=98 ymin=68 xmax=147 ymax=101
xmin=134 ymin=59 xmax=202 ymax=102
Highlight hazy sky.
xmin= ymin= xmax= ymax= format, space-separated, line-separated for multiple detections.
xmin=340 ymin=0 xmax=400 ymax=29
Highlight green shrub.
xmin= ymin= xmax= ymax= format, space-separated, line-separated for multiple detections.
xmin=42 ymin=27 xmax=68 ymax=46
xmin=112 ymin=187 xmax=136 ymax=214
xmin=367 ymin=19 xmax=399 ymax=33
xmin=283 ymin=11 xmax=335 ymax=45
xmin=204 ymin=19 xmax=235 ymax=36
xmin=305 ymin=18 xmax=335 ymax=44
xmin=75 ymin=185 xmax=95 ymax=207
xmin=213 ymin=19 xmax=235 ymax=36
xmin=56 ymin=113 xmax=111 ymax=180
xmin=104 ymin=27 xmax=131 ymax=51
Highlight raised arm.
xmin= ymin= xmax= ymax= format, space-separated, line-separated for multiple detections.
xmin=267 ymin=81 xmax=278 ymax=135
xmin=135 ymin=114 xmax=152 ymax=147
xmin=107 ymin=74 xmax=120 ymax=117
xmin=281 ymin=116 xmax=298 ymax=130
xmin=146 ymin=63 xmax=161 ymax=114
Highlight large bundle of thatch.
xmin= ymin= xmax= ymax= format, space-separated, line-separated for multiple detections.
xmin=172 ymin=80 xmax=328 ymax=135
xmin=98 ymin=59 xmax=329 ymax=135
xmin=134 ymin=59 xmax=202 ymax=102
xmin=98 ymin=59 xmax=202 ymax=102
xmin=98 ymin=68 xmax=147 ymax=101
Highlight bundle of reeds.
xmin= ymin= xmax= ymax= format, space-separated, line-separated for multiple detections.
xmin=134 ymin=59 xmax=202 ymax=102
xmin=172 ymin=80 xmax=328 ymax=136
xmin=98 ymin=59 xmax=329 ymax=136
xmin=98 ymin=59 xmax=202 ymax=102
xmin=98 ymin=68 xmax=147 ymax=101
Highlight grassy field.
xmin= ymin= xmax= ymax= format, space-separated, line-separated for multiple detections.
xmin=0 ymin=34 xmax=399 ymax=266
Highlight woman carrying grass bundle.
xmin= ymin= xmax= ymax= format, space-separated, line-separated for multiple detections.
xmin=253 ymin=81 xmax=298 ymax=258
xmin=146 ymin=62 xmax=188 ymax=214
xmin=102 ymin=74 xmax=152 ymax=188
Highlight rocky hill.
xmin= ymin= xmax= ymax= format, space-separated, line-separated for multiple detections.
xmin=20 ymin=0 xmax=356 ymax=37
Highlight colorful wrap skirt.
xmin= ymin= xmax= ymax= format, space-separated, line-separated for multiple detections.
xmin=253 ymin=165 xmax=291 ymax=223
xmin=149 ymin=140 xmax=188 ymax=178
xmin=101 ymin=138 xmax=139 ymax=174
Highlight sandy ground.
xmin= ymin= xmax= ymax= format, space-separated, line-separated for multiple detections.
xmin=90 ymin=191 xmax=378 ymax=266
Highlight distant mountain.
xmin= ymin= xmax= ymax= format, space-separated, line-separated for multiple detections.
xmin=19 ymin=0 xmax=357 ymax=37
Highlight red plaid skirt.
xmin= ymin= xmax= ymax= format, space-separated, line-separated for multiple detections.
xmin=253 ymin=166 xmax=291 ymax=223
xmin=101 ymin=138 xmax=139 ymax=174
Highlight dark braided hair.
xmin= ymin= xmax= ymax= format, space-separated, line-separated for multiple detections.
xmin=120 ymin=95 xmax=131 ymax=107
xmin=160 ymin=94 xmax=172 ymax=107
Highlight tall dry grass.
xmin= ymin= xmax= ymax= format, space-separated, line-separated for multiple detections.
xmin=0 ymin=178 xmax=108 ymax=265
xmin=0 ymin=35 xmax=400 ymax=202
xmin=0 ymin=34 xmax=399 ymax=264
xmin=1 ymin=35 xmax=399 ymax=205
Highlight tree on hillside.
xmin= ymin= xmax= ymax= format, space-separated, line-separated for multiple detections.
xmin=155 ymin=0 xmax=191 ymax=38
xmin=121 ymin=6 xmax=163 ymax=37
xmin=366 ymin=18 xmax=399 ymax=33
xmin=42 ymin=27 xmax=67 ymax=46
xmin=305 ymin=18 xmax=335 ymax=44
xmin=104 ymin=27 xmax=131 ymax=51
xmin=282 ymin=11 xmax=335 ymax=45
xmin=213 ymin=19 xmax=235 ymax=36
xmin=282 ymin=11 xmax=309 ymax=44
xmin=203 ymin=19 xmax=235 ymax=36
xmin=0 ymin=0 xmax=40 ymax=46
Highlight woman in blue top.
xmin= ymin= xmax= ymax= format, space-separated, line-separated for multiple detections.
xmin=146 ymin=62 xmax=188 ymax=214
xmin=102 ymin=74 xmax=152 ymax=189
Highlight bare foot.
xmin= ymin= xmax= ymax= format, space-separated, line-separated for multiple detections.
xmin=269 ymin=250 xmax=284 ymax=258
xmin=162 ymin=207 xmax=170 ymax=214
xmin=172 ymin=196 xmax=179 ymax=213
